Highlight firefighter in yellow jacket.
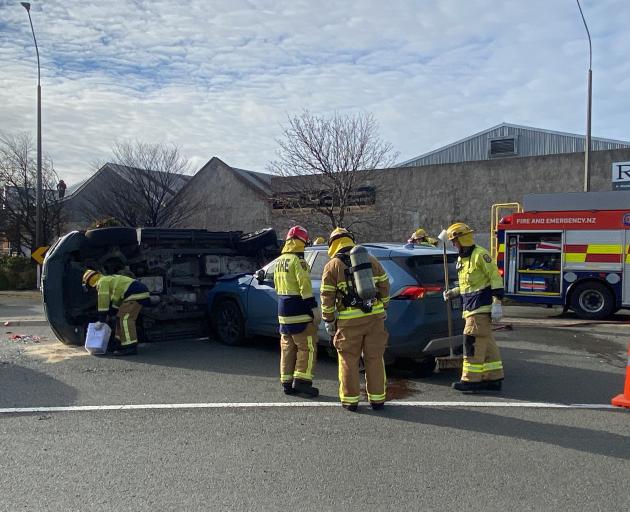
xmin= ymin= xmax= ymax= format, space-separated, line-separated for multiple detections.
xmin=442 ymin=223 xmax=505 ymax=392
xmin=82 ymin=270 xmax=151 ymax=356
xmin=320 ymin=228 xmax=390 ymax=411
xmin=274 ymin=226 xmax=320 ymax=397
xmin=408 ymin=227 xmax=438 ymax=246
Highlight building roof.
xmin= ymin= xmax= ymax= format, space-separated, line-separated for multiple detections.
xmin=62 ymin=163 xmax=193 ymax=201
xmin=397 ymin=122 xmax=630 ymax=168
xmin=231 ymin=166 xmax=272 ymax=196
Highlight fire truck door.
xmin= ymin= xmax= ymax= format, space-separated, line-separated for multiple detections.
xmin=624 ymin=231 xmax=630 ymax=306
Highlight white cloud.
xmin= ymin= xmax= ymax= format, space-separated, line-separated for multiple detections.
xmin=1 ymin=0 xmax=628 ymax=184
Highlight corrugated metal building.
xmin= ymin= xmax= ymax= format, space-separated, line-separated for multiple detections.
xmin=397 ymin=123 xmax=630 ymax=167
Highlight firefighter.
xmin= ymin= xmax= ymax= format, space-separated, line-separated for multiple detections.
xmin=321 ymin=228 xmax=390 ymax=411
xmin=82 ymin=269 xmax=151 ymax=356
xmin=408 ymin=227 xmax=438 ymax=246
xmin=442 ymin=223 xmax=505 ymax=392
xmin=274 ymin=226 xmax=320 ymax=397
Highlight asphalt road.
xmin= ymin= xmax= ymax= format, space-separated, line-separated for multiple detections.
xmin=1 ymin=318 xmax=629 ymax=511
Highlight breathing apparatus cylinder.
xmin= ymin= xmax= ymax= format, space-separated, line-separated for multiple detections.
xmin=349 ymin=245 xmax=377 ymax=301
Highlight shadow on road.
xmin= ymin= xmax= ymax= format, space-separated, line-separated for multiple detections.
xmin=0 ymin=363 xmax=78 ymax=408
xmin=425 ymin=346 xmax=624 ymax=404
xmin=381 ymin=406 xmax=630 ymax=461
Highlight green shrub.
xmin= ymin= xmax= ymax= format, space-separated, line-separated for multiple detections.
xmin=0 ymin=270 xmax=10 ymax=291
xmin=0 ymin=256 xmax=37 ymax=290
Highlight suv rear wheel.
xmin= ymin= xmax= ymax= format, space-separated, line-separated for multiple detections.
xmin=212 ymin=300 xmax=245 ymax=346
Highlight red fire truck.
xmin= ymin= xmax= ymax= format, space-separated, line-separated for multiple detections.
xmin=493 ymin=191 xmax=630 ymax=319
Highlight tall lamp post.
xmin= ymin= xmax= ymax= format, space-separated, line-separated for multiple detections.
xmin=21 ymin=2 xmax=43 ymax=286
xmin=576 ymin=0 xmax=592 ymax=192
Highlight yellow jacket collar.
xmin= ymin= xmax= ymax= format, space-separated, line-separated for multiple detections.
xmin=282 ymin=239 xmax=306 ymax=254
xmin=328 ymin=236 xmax=354 ymax=257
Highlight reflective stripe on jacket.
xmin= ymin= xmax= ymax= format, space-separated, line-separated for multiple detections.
xmin=96 ymin=275 xmax=150 ymax=312
xmin=452 ymin=245 xmax=504 ymax=318
xmin=320 ymin=253 xmax=390 ymax=324
xmin=273 ymin=253 xmax=317 ymax=326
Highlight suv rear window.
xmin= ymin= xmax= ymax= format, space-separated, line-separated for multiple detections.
xmin=393 ymin=254 xmax=458 ymax=286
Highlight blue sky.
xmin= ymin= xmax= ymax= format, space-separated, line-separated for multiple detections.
xmin=1 ymin=0 xmax=629 ymax=184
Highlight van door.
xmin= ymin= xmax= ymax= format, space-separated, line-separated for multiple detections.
xmin=624 ymin=231 xmax=630 ymax=306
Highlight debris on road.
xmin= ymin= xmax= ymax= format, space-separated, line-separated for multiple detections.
xmin=8 ymin=334 xmax=42 ymax=343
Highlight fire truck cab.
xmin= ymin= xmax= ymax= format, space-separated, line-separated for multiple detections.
xmin=495 ymin=191 xmax=630 ymax=320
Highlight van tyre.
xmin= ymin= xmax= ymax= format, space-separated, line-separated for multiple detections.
xmin=570 ymin=281 xmax=615 ymax=320
xmin=237 ymin=228 xmax=279 ymax=255
xmin=85 ymin=227 xmax=137 ymax=247
xmin=213 ymin=300 xmax=245 ymax=346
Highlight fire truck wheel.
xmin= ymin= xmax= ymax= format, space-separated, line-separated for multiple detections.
xmin=570 ymin=281 xmax=615 ymax=320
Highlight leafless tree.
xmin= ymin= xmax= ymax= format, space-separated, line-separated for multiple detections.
xmin=0 ymin=132 xmax=63 ymax=255
xmin=84 ymin=141 xmax=200 ymax=227
xmin=268 ymin=111 xmax=398 ymax=234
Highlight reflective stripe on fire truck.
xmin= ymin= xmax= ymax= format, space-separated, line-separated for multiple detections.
xmin=564 ymin=244 xmax=623 ymax=264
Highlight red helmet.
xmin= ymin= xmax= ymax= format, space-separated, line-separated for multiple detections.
xmin=286 ymin=225 xmax=309 ymax=244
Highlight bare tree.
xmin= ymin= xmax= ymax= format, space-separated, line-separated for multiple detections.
xmin=268 ymin=111 xmax=398 ymax=234
xmin=0 ymin=132 xmax=63 ymax=255
xmin=84 ymin=141 xmax=200 ymax=228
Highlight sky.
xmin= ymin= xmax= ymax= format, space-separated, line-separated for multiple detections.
xmin=1 ymin=0 xmax=629 ymax=185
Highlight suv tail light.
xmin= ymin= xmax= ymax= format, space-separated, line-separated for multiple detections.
xmin=393 ymin=285 xmax=443 ymax=300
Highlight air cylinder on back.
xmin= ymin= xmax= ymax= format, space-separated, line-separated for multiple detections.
xmin=349 ymin=245 xmax=377 ymax=300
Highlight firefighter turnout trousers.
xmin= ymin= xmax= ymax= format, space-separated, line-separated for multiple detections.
xmin=280 ymin=320 xmax=318 ymax=384
xmin=115 ymin=300 xmax=143 ymax=347
xmin=461 ymin=313 xmax=504 ymax=382
xmin=334 ymin=315 xmax=388 ymax=406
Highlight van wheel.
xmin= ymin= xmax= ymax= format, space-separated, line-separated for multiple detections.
xmin=237 ymin=228 xmax=279 ymax=255
xmin=212 ymin=300 xmax=245 ymax=346
xmin=85 ymin=227 xmax=137 ymax=247
xmin=570 ymin=281 xmax=615 ymax=320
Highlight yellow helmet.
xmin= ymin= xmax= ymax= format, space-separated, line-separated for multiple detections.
xmin=327 ymin=227 xmax=355 ymax=257
xmin=411 ymin=228 xmax=427 ymax=240
xmin=446 ymin=222 xmax=474 ymax=246
xmin=328 ymin=227 xmax=354 ymax=245
xmin=82 ymin=269 xmax=102 ymax=287
xmin=312 ymin=236 xmax=325 ymax=245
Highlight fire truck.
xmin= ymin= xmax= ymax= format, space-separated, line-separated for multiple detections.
xmin=492 ymin=191 xmax=630 ymax=320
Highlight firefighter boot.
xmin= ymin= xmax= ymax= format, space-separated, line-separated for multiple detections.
xmin=293 ymin=379 xmax=319 ymax=398
xmin=342 ymin=403 xmax=358 ymax=412
xmin=282 ymin=382 xmax=297 ymax=395
xmin=484 ymin=379 xmax=503 ymax=392
xmin=370 ymin=402 xmax=385 ymax=411
xmin=452 ymin=380 xmax=485 ymax=393
xmin=113 ymin=343 xmax=138 ymax=356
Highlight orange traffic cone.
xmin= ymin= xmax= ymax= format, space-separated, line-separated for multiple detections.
xmin=611 ymin=343 xmax=630 ymax=409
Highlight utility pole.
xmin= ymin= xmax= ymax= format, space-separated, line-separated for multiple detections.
xmin=577 ymin=0 xmax=592 ymax=192
xmin=21 ymin=2 xmax=44 ymax=287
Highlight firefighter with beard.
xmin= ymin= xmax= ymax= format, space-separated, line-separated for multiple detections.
xmin=274 ymin=226 xmax=320 ymax=397
xmin=442 ymin=223 xmax=505 ymax=392
xmin=320 ymin=228 xmax=390 ymax=411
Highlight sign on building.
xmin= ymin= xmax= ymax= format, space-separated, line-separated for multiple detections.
xmin=612 ymin=161 xmax=630 ymax=190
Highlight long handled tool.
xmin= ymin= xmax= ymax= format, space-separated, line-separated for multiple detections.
xmin=434 ymin=229 xmax=463 ymax=372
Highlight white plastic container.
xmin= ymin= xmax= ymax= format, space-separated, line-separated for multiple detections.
xmin=84 ymin=323 xmax=112 ymax=355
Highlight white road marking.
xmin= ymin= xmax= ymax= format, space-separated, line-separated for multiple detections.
xmin=0 ymin=401 xmax=619 ymax=414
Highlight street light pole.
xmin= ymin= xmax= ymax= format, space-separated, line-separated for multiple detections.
xmin=577 ymin=0 xmax=592 ymax=192
xmin=21 ymin=2 xmax=43 ymax=287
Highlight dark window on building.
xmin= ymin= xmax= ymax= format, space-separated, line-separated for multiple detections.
xmin=272 ymin=186 xmax=376 ymax=210
xmin=489 ymin=137 xmax=517 ymax=158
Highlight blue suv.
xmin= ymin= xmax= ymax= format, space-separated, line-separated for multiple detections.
xmin=208 ymin=243 xmax=464 ymax=373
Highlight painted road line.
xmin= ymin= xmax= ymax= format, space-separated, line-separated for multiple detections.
xmin=0 ymin=401 xmax=619 ymax=414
